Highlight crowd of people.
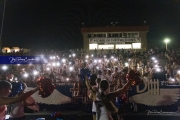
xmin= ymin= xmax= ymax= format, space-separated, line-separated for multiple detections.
xmin=1 ymin=47 xmax=180 ymax=86
xmin=1 ymin=47 xmax=180 ymax=120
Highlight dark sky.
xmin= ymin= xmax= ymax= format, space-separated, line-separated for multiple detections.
xmin=0 ymin=0 xmax=180 ymax=50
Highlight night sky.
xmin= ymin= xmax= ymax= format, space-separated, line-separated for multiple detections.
xmin=0 ymin=0 xmax=180 ymax=50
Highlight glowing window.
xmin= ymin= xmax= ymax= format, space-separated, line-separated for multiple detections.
xmin=2 ymin=47 xmax=11 ymax=53
xmin=89 ymin=44 xmax=98 ymax=50
xmin=132 ymin=43 xmax=141 ymax=49
xmin=98 ymin=45 xmax=114 ymax=49
xmin=116 ymin=44 xmax=132 ymax=49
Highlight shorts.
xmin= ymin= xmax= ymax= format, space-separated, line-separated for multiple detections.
xmin=92 ymin=112 xmax=96 ymax=115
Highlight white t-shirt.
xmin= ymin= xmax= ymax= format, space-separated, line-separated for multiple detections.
xmin=88 ymin=63 xmax=94 ymax=71
xmin=95 ymin=92 xmax=111 ymax=120
xmin=92 ymin=101 xmax=96 ymax=112
xmin=105 ymin=74 xmax=113 ymax=83
xmin=100 ymin=73 xmax=106 ymax=80
xmin=10 ymin=102 xmax=25 ymax=118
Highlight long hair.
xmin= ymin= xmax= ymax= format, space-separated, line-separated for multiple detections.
xmin=98 ymin=80 xmax=118 ymax=113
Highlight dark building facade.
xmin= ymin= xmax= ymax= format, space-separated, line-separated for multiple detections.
xmin=81 ymin=26 xmax=149 ymax=52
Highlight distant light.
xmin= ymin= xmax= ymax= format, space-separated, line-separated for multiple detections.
xmin=91 ymin=54 xmax=94 ymax=57
xmin=156 ymin=68 xmax=161 ymax=72
xmin=125 ymin=62 xmax=129 ymax=67
xmin=46 ymin=67 xmax=50 ymax=71
xmin=56 ymin=62 xmax=60 ymax=66
xmin=66 ymin=78 xmax=69 ymax=81
xmin=171 ymin=78 xmax=175 ymax=81
xmin=151 ymin=57 xmax=155 ymax=60
xmin=94 ymin=60 xmax=97 ymax=63
xmin=23 ymin=73 xmax=29 ymax=78
xmin=33 ymin=70 xmax=38 ymax=75
xmin=164 ymin=38 xmax=170 ymax=43
xmin=69 ymin=67 xmax=73 ymax=71
xmin=86 ymin=55 xmax=89 ymax=59
xmin=62 ymin=59 xmax=66 ymax=63
xmin=72 ymin=54 xmax=76 ymax=57
xmin=2 ymin=65 xmax=8 ymax=70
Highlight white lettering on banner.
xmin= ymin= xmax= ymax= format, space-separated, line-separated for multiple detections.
xmin=89 ymin=37 xmax=141 ymax=43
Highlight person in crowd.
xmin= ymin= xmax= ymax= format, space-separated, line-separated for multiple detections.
xmin=105 ymin=69 xmax=113 ymax=84
xmin=112 ymin=67 xmax=120 ymax=85
xmin=143 ymin=66 xmax=151 ymax=78
xmin=9 ymin=83 xmax=38 ymax=120
xmin=172 ymin=61 xmax=179 ymax=77
xmin=114 ymin=79 xmax=127 ymax=120
xmin=79 ymin=62 xmax=91 ymax=87
xmin=86 ymin=77 xmax=134 ymax=120
xmin=175 ymin=71 xmax=180 ymax=83
xmin=164 ymin=63 xmax=169 ymax=73
xmin=0 ymin=80 xmax=39 ymax=120
xmin=89 ymin=78 xmax=102 ymax=120
xmin=138 ymin=60 xmax=144 ymax=70
xmin=101 ymin=69 xmax=107 ymax=80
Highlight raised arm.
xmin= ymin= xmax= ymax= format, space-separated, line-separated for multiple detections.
xmin=85 ymin=76 xmax=92 ymax=90
xmin=23 ymin=100 xmax=36 ymax=106
xmin=85 ymin=77 xmax=96 ymax=100
xmin=0 ymin=87 xmax=39 ymax=105
xmin=107 ymin=81 xmax=132 ymax=100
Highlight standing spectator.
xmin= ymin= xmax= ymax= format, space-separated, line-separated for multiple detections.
xmin=0 ymin=81 xmax=39 ymax=120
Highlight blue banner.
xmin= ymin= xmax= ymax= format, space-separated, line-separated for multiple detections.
xmin=0 ymin=56 xmax=46 ymax=64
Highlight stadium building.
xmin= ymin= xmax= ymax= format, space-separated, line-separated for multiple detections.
xmin=81 ymin=26 xmax=149 ymax=52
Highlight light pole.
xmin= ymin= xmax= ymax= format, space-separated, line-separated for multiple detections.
xmin=0 ymin=0 xmax=7 ymax=50
xmin=164 ymin=38 xmax=170 ymax=50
